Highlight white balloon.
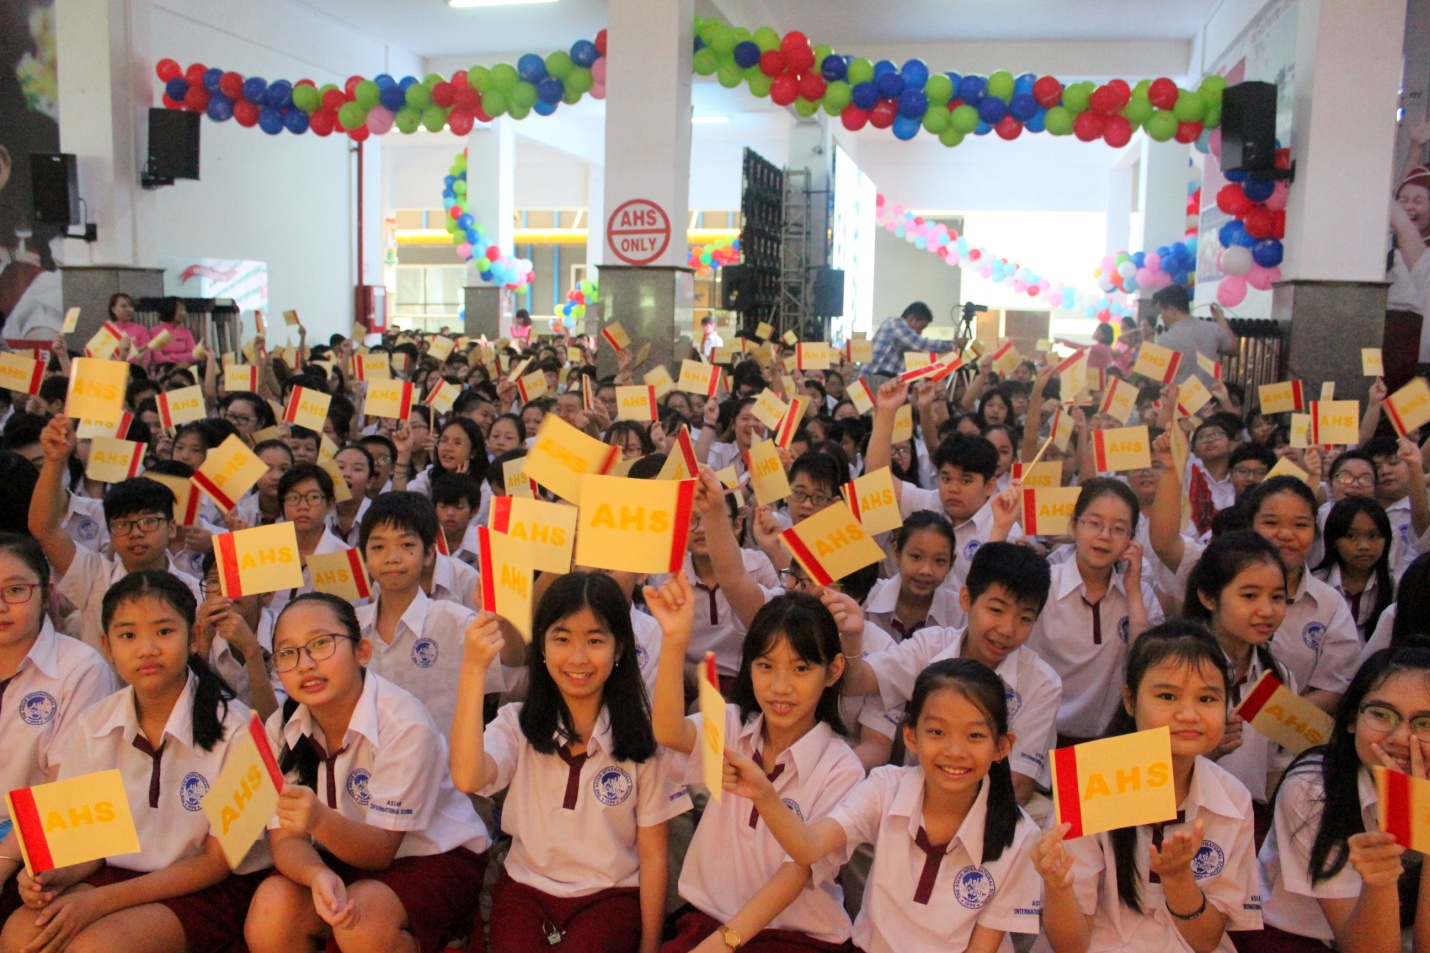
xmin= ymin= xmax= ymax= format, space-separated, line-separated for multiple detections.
xmin=1220 ymin=245 xmax=1253 ymax=277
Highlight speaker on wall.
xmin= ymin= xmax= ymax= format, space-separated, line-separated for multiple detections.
xmin=1221 ymin=81 xmax=1277 ymax=174
xmin=147 ymin=108 xmax=201 ymax=183
xmin=811 ymin=267 xmax=844 ymax=317
xmin=30 ymin=153 xmax=79 ymax=226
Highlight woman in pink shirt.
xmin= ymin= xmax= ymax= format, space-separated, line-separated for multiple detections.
xmin=107 ymin=292 xmax=152 ymax=360
xmin=151 ymin=297 xmax=198 ymax=367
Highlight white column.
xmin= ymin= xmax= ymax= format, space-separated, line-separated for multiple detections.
xmin=463 ymin=117 xmax=515 ymax=284
xmin=1135 ymin=137 xmax=1190 ymax=253
xmin=585 ymin=161 xmax=605 ymax=277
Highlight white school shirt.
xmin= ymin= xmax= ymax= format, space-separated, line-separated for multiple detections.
xmin=1026 ymin=561 xmax=1164 ymax=739
xmin=326 ymin=496 xmax=371 ymax=548
xmin=838 ymin=622 xmax=899 ymax=742
xmin=1040 ymin=756 xmax=1261 ymax=953
xmin=649 ymin=550 xmax=781 ymax=678
xmin=674 ymin=705 xmax=861 ymax=943
xmin=1312 ymin=564 xmax=1385 ymax=640
xmin=452 ymin=521 xmax=483 ymax=570
xmin=630 ymin=607 xmax=662 ymax=699
xmin=265 ymin=672 xmax=490 ymax=859
xmin=406 ymin=465 xmax=436 ymax=497
xmin=356 ymin=588 xmax=501 ymax=741
xmin=478 ymin=704 xmax=690 ymax=896
xmin=1383 ymin=495 xmax=1421 ymax=582
xmin=861 ymin=575 xmax=966 ymax=642
xmin=706 ymin=441 xmax=744 ymax=474
xmin=863 ymin=625 xmax=1062 ymax=785
xmin=897 ymin=485 xmax=1022 ymax=598
xmin=208 ymin=608 xmax=282 ymax=711
xmin=1218 ymin=648 xmax=1297 ymax=804
xmin=63 ymin=492 xmax=108 ymax=553
xmin=56 ymin=547 xmax=203 ymax=653
xmin=427 ymin=552 xmax=480 ymax=611
xmin=1186 ymin=459 xmax=1236 ymax=513
xmin=1358 ymin=603 xmax=1396 ymax=668
xmin=829 ymin=768 xmax=1041 ymax=953
xmin=0 ymin=621 xmax=113 ymax=825
xmin=1259 ymin=762 xmax=1376 ymax=943
xmin=266 ymin=529 xmax=352 ymax=616
xmin=1272 ymin=570 xmax=1361 ymax=696
xmin=57 ymin=672 xmax=271 ymax=874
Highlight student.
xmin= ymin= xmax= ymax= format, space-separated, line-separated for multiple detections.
xmin=219 ymin=391 xmax=277 ymax=445
xmin=0 ymin=534 xmax=114 ymax=925
xmin=695 ymin=396 xmax=768 ymax=474
xmin=1363 ymin=435 xmax=1430 ymax=581
xmin=1242 ymin=476 xmax=1361 ymax=713
xmin=30 ymin=417 xmax=201 ymax=651
xmin=394 ymin=417 xmax=486 ymax=497
xmin=650 ymin=574 xmax=862 ymax=952
xmin=1032 ymin=622 xmax=1261 ymax=953
xmin=267 ymin=464 xmax=350 ymax=616
xmin=356 ymin=493 xmax=519 ymax=740
xmin=0 ymin=572 xmax=270 ymax=953
xmin=1257 ymin=644 xmax=1430 ymax=952
xmin=861 ymin=511 xmax=965 ymax=639
xmin=329 ymin=445 xmax=375 ymax=546
xmin=727 ymin=657 xmax=1042 ymax=952
xmin=1018 ymin=478 xmax=1162 ymax=745
xmin=839 ymin=541 xmax=1060 ymax=805
xmin=284 ymin=425 xmax=322 ymax=466
xmin=1359 ymin=551 xmax=1430 ymax=662
xmin=1182 ymin=531 xmax=1294 ymax=810
xmin=236 ymin=438 xmax=293 ymax=527
xmin=359 ymin=434 xmax=398 ymax=498
xmin=1312 ymin=497 xmax=1394 ymax=641
xmin=197 ymin=550 xmax=280 ymax=721
xmin=451 ymin=575 xmax=690 ymax=953
xmin=984 ymin=422 xmax=1018 ymax=492
xmin=244 ymin=593 xmax=491 ymax=953
xmin=1307 ymin=450 xmax=1378 ymax=568
xmin=1187 ymin=416 xmax=1238 ymax=532
xmin=486 ymin=413 xmax=526 ymax=458
xmin=1228 ymin=442 xmax=1277 ymax=501
xmin=432 ymin=472 xmax=484 ymax=568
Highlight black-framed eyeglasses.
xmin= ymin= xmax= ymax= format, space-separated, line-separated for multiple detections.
xmin=790 ymin=489 xmax=835 ymax=508
xmin=272 ymin=634 xmax=358 ymax=673
xmin=778 ymin=568 xmax=841 ymax=593
xmin=0 ymin=583 xmax=39 ymax=605
xmin=109 ymin=516 xmax=166 ymax=537
xmin=283 ymin=492 xmax=330 ymax=508
xmin=224 ymin=412 xmax=257 ymax=426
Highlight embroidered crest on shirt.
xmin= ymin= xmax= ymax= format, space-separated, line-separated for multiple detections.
xmin=593 ymin=766 xmax=633 ymax=806
xmin=963 ymin=539 xmax=982 ymax=562
xmin=1302 ymin=622 xmax=1325 ymax=650
xmin=1004 ymin=685 xmax=1022 ymax=719
xmin=410 ymin=637 xmax=439 ymax=668
xmin=179 ymin=772 xmax=210 ymax=811
xmin=1192 ymin=840 xmax=1225 ymax=879
xmin=1118 ymin=616 xmax=1131 ymax=644
xmin=954 ymin=865 xmax=997 ymax=909
xmin=76 ymin=518 xmax=100 ymax=541
xmin=20 ymin=691 xmax=57 ymax=725
xmin=346 ymin=768 xmax=372 ymax=806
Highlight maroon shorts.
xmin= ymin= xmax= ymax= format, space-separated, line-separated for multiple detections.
xmin=488 ymin=872 xmax=641 ymax=953
xmin=85 ymin=865 xmax=266 ymax=953
xmin=0 ymin=876 xmax=21 ymax=926
xmin=321 ymin=847 xmax=487 ymax=953
xmin=1230 ymin=923 xmax=1332 ymax=953
xmin=661 ymin=909 xmax=854 ymax=953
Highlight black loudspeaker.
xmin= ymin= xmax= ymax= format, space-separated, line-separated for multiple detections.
xmin=148 ymin=108 xmax=201 ymax=181
xmin=722 ymin=264 xmax=754 ymax=311
xmin=811 ymin=267 xmax=844 ymax=317
xmin=30 ymin=153 xmax=79 ymax=226
xmin=1221 ymin=81 xmax=1277 ymax=173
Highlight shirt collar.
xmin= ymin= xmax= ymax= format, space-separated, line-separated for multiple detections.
xmin=1184 ymin=758 xmax=1242 ymax=819
xmin=430 ymin=554 xmax=456 ymax=595
xmin=865 ymin=576 xmax=901 ymax=614
xmin=1289 ymin=568 xmax=1313 ymax=604
xmin=21 ymin=618 xmax=61 ymax=679
xmin=283 ymin=669 xmax=382 ymax=752
xmin=1053 ymin=562 xmax=1128 ymax=601
xmin=577 ymin=708 xmax=614 ymax=756
xmin=397 ymin=588 xmax=430 ymax=636
xmin=890 ymin=770 xmax=992 ymax=867
xmin=736 ymin=714 xmax=834 ymax=782
xmin=96 ymin=670 xmax=198 ymax=750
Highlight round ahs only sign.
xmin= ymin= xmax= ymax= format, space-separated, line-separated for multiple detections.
xmin=607 ymin=199 xmax=671 ymax=266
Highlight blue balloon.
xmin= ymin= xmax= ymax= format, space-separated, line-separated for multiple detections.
xmin=264 ymin=79 xmax=292 ymax=109
xmin=958 ymin=75 xmax=986 ymax=105
xmin=465 ymin=229 xmax=478 ymax=243
xmin=480 ymin=270 xmax=494 ymax=282
xmin=945 ymin=71 xmax=962 ymax=93
xmin=974 ymin=120 xmax=992 ymax=135
xmin=570 ymin=39 xmax=599 ymax=68
xmin=536 ymin=76 xmax=564 ymax=104
xmin=258 ymin=106 xmax=284 ymax=134
xmin=206 ymin=95 xmax=233 ymax=121
xmin=1014 ymin=72 xmax=1037 ymax=95
xmin=282 ymin=108 xmax=309 ymax=133
xmin=892 ymin=115 xmax=921 ymax=140
xmin=873 ymin=59 xmax=897 ymax=78
xmin=1185 ymin=236 xmax=1198 ymax=255
xmin=202 ymin=68 xmax=223 ymax=92
xmin=821 ymin=54 xmax=847 ymax=81
xmin=443 ymin=175 xmax=455 ymax=188
xmin=380 ymin=84 xmax=406 ymax=111
xmin=900 ymin=59 xmax=929 ymax=89
xmin=534 ymin=99 xmax=557 ymax=116
xmin=398 ymin=76 xmax=419 ymax=90
xmin=457 ymin=214 xmax=473 ymax=230
xmin=850 ymin=82 xmax=879 ymax=111
xmin=1224 ymin=168 xmax=1248 ymax=183
xmin=241 ymin=77 xmax=267 ymax=104
xmin=1008 ymin=93 xmax=1038 ymax=122
xmin=897 ymin=88 xmax=928 ymax=119
xmin=734 ymin=41 xmax=761 ymax=69
xmin=875 ymin=71 xmax=904 ymax=99
xmin=977 ymin=96 xmax=1007 ymax=124
xmin=1025 ymin=107 xmax=1047 ymax=132
xmin=693 ymin=37 xmax=705 ymax=52
xmin=165 ymin=78 xmax=190 ymax=102
xmin=1132 ymin=251 xmax=1145 ymax=267
xmin=517 ymin=53 xmax=547 ymax=83
xmin=1241 ymin=178 xmax=1275 ymax=203
xmin=375 ymin=73 xmax=395 ymax=88
xmin=1252 ymin=239 xmax=1284 ymax=267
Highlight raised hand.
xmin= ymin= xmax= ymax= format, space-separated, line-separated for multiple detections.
xmin=463 ymin=611 xmax=505 ymax=670
xmin=818 ymin=587 xmax=865 ymax=638
xmin=1346 ymin=831 xmax=1405 ymax=887
xmin=39 ymin=416 xmax=75 ymax=463
xmin=643 ymin=572 xmax=694 ymax=648
xmin=875 ymin=378 xmax=909 ymax=412
xmin=723 ymin=747 xmax=778 ymax=801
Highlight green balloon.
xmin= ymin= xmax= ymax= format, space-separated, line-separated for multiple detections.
xmin=453 ymin=180 xmax=466 ymax=195
xmin=1122 ymin=95 xmax=1153 ymax=126
xmin=753 ymin=27 xmax=780 ymax=52
xmin=453 ymin=153 xmax=466 ymax=170
xmin=693 ymin=49 xmax=719 ymax=75
xmin=475 ymin=256 xmax=491 ymax=270
xmin=424 ymin=73 xmax=444 ymax=87
xmin=1174 ymin=90 xmax=1205 ymax=122
xmin=1199 ymin=74 xmax=1227 ymax=95
xmin=1203 ymin=102 xmax=1222 ymax=129
xmin=1044 ymin=105 xmax=1074 ymax=135
xmin=490 ymin=63 xmax=519 ymax=92
xmin=1146 ymin=109 xmax=1178 ymax=141
xmin=746 ymin=72 xmax=772 ymax=97
xmin=510 ymin=81 xmax=538 ymax=109
xmin=922 ymin=105 xmax=950 ymax=134
xmin=482 ymin=88 xmax=507 ymax=116
xmin=337 ymin=101 xmax=366 ymax=130
xmin=405 ymin=83 xmax=431 ymax=109
xmin=692 ymin=14 xmax=705 ymax=34
xmin=421 ymin=105 xmax=447 ymax=131
xmin=467 ymin=66 xmax=490 ymax=92
xmin=712 ymin=25 xmax=739 ymax=54
xmin=545 ymin=51 xmax=574 ymax=79
xmin=734 ymin=28 xmax=751 ymax=42
xmin=319 ymin=83 xmax=339 ymax=97
xmin=507 ymin=102 xmax=531 ymax=120
xmin=1062 ymin=83 xmax=1090 ymax=113
xmin=1132 ymin=78 xmax=1152 ymax=97
xmin=847 ymin=58 xmax=874 ymax=85
xmin=813 ymin=44 xmax=833 ymax=64
xmin=823 ymin=80 xmax=852 ymax=111
xmin=354 ymin=80 xmax=381 ymax=109
xmin=717 ymin=63 xmax=744 ymax=88
xmin=938 ymin=126 xmax=965 ymax=148
xmin=950 ymin=104 xmax=980 ymax=133
xmin=566 ymin=66 xmax=594 ymax=94
xmin=925 ymin=74 xmax=953 ymax=105
xmin=394 ymin=106 xmax=421 ymax=133
xmin=794 ymin=97 xmax=819 ymax=117
xmin=292 ymin=84 xmax=320 ymax=112
xmin=986 ymin=70 xmax=1015 ymax=101
xmin=562 ymin=84 xmax=583 ymax=105
xmin=699 ymin=20 xmax=721 ymax=46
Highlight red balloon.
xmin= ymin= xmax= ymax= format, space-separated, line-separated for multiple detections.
xmin=946 ymin=97 xmax=963 ymax=112
xmin=448 ymin=109 xmax=474 ymax=135
xmin=770 ymin=74 xmax=798 ymax=106
xmin=321 ymin=89 xmax=346 ymax=111
xmin=233 ymin=101 xmax=259 ymax=127
xmin=1028 ymin=285 xmax=1041 ymax=297
xmin=1088 ymin=85 xmax=1118 ymax=115
xmin=156 ymin=59 xmax=181 ymax=82
xmin=431 ymin=81 xmax=455 ymax=108
xmin=758 ymin=50 xmax=787 ymax=77
xmin=473 ymin=100 xmax=493 ymax=124
xmin=219 ymin=71 xmax=243 ymax=100
xmin=1216 ymin=184 xmax=1251 ymax=216
xmin=309 ymin=109 xmax=336 ymax=136
xmin=486 ymin=245 xmax=501 ymax=259
xmin=162 ymin=94 xmax=182 ymax=110
xmin=780 ymin=31 xmax=809 ymax=57
xmin=295 ymin=79 xmax=315 ymax=89
xmin=453 ymin=86 xmax=480 ymax=111
xmin=451 ymin=206 xmax=464 ymax=220
xmin=345 ymin=75 xmax=364 ymax=95
xmin=869 ymin=100 xmax=897 ymax=129
xmin=184 ymin=63 xmax=207 ymax=85
xmin=840 ymin=105 xmax=869 ymax=131
xmin=1148 ymin=77 xmax=1178 ymax=110
xmin=1107 ymin=78 xmax=1131 ymax=101
xmin=451 ymin=70 xmax=468 ymax=89
xmin=1102 ymin=115 xmax=1133 ymax=148
xmin=1032 ymin=76 xmax=1062 ymax=108
xmin=1174 ymin=120 xmax=1202 ymax=143
xmin=182 ymin=86 xmax=209 ymax=111
xmin=595 ymin=29 xmax=607 ymax=56
xmin=968 ymin=249 xmax=981 ymax=261
xmin=1270 ymin=211 xmax=1286 ymax=239
xmin=1275 ymin=147 xmax=1292 ymax=170
xmin=785 ymin=43 xmax=815 ymax=75
xmin=1244 ymin=207 xmax=1275 ymax=239
xmin=1073 ymin=111 xmax=1104 ymax=142
xmin=798 ymin=73 xmax=826 ymax=102
xmin=995 ymin=116 xmax=1023 ymax=140
xmin=348 ymin=125 xmax=370 ymax=142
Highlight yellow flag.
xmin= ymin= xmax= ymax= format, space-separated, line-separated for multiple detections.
xmin=1362 ymin=349 xmax=1384 ymax=377
xmin=1091 ymin=425 xmax=1152 ymax=472
xmin=214 ymin=522 xmax=305 ymax=597
xmin=1098 ymin=377 xmax=1139 ymax=425
xmin=840 ymin=467 xmax=902 ymax=536
xmin=1132 ymin=342 xmax=1182 ymax=384
xmin=193 ymin=435 xmax=268 ymax=512
xmin=427 ymin=336 xmax=455 ymax=362
xmin=6 ymin=769 xmax=141 ymax=876
xmin=891 ymin=403 xmax=914 ymax=444
xmin=643 ymin=365 xmax=675 ymax=398
xmin=157 ymin=385 xmax=207 ymax=429
xmin=616 ymin=385 xmax=659 ymax=422
xmin=1232 ymin=670 xmax=1335 ymax=755
xmin=678 ymin=359 xmax=722 ymax=397
xmin=1384 ymin=377 xmax=1430 ymax=437
xmin=86 ymin=437 xmax=145 ymax=484
xmin=224 ymin=365 xmax=258 ymax=394
xmin=66 ymin=357 xmax=129 ymax=423
xmin=1309 ymin=399 xmax=1359 ymax=446
xmin=363 ymin=380 xmax=415 ymax=421
xmin=574 ymin=474 xmax=696 ymax=574
xmin=1176 ymin=374 xmax=1213 ymax=418
xmin=796 ymin=342 xmax=832 ymax=371
xmin=283 ymin=386 xmax=332 ymax=431
xmin=1012 ymin=461 xmax=1062 ymax=488
xmin=1020 ymin=487 xmax=1083 ymax=536
xmin=745 ymin=439 xmax=792 ymax=506
xmin=1258 ymin=380 xmax=1305 ymax=415
xmin=523 ymin=414 xmax=621 ymax=503
xmin=201 ymin=715 xmax=284 ymax=868
xmin=750 ymin=389 xmax=789 ymax=431
xmin=0 ymin=352 xmax=44 ymax=395
xmin=699 ymin=653 xmax=726 ymax=803
xmin=1051 ymin=727 xmax=1177 ymax=838
xmin=1376 ymin=766 xmax=1430 ymax=853
xmin=307 ymin=548 xmax=373 ymax=601
xmin=780 ymin=501 xmax=886 ymax=586
xmin=478 ymin=525 xmax=535 ymax=642
xmin=147 ymin=472 xmax=202 ymax=527
xmin=488 ymin=496 xmax=577 ymax=574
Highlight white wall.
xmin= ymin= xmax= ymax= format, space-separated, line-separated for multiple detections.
xmin=873 ymin=227 xmax=964 ymax=331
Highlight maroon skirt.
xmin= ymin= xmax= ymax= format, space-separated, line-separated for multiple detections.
xmin=1230 ymin=923 xmax=1332 ymax=953
xmin=661 ymin=909 xmax=855 ymax=953
xmin=488 ymin=872 xmax=642 ymax=953
xmin=321 ymin=847 xmax=487 ymax=953
xmin=85 ymin=865 xmax=267 ymax=953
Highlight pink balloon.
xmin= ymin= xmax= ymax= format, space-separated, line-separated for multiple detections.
xmin=591 ymin=82 xmax=605 ymax=100
xmin=892 ymin=204 xmax=906 ymax=216
xmin=1135 ymin=267 xmax=1153 ymax=285
xmin=1216 ymin=274 xmax=1247 ymax=306
xmin=946 ymin=255 xmax=960 ymax=266
xmin=1038 ymin=278 xmax=1051 ymax=291
xmin=457 ymin=242 xmax=473 ymax=258
xmin=366 ymin=107 xmax=394 ymax=134
xmin=979 ymin=265 xmax=993 ymax=279
xmin=1265 ymin=181 xmax=1289 ymax=212
xmin=1013 ymin=280 xmax=1027 ymax=293
xmin=1144 ymin=252 xmax=1161 ymax=271
xmin=1246 ymin=264 xmax=1281 ymax=290
xmin=591 ymin=57 xmax=607 ymax=84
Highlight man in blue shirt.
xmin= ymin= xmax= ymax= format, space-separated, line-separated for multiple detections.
xmin=862 ymin=301 xmax=960 ymax=386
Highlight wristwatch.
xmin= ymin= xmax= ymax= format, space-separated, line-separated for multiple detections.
xmin=716 ymin=925 xmax=742 ymax=949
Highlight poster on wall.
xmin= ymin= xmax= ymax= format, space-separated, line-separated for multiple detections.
xmin=831 ymin=144 xmax=877 ymax=342
xmin=161 ymin=256 xmax=269 ymax=314
xmin=0 ymin=0 xmax=64 ymax=340
xmin=1195 ymin=0 xmax=1298 ymax=317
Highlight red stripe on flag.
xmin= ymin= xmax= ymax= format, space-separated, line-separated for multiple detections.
xmin=248 ymin=715 xmax=285 ymax=790
xmin=345 ymin=548 xmax=371 ymax=599
xmin=1093 ymin=432 xmax=1108 ymax=472
xmin=599 ymin=444 xmax=621 ymax=476
xmin=158 ymin=394 xmax=174 ymax=430
xmin=1236 ymin=672 xmax=1282 ymax=721
xmin=435 ymin=527 xmax=450 ymax=556
xmin=703 ymin=653 xmax=719 ymax=693
xmin=781 ymin=528 xmax=833 ymax=586
xmin=1291 ymin=381 xmax=1304 ymax=411
xmin=601 ymin=328 xmax=621 ymax=350
xmin=1385 ymin=397 xmax=1409 ymax=437
xmin=491 ymin=496 xmax=512 ymax=534
xmin=1053 ymin=745 xmax=1084 ymax=839
xmin=181 ymin=489 xmax=201 ymax=527
xmin=844 ymin=483 xmax=861 ymax=523
xmin=707 ymin=368 xmax=721 ymax=398
xmin=647 ymin=386 xmax=659 ymax=421
xmin=216 ymin=531 xmax=244 ymax=597
xmin=25 ymin=359 xmax=43 ymax=396
xmin=192 ymin=470 xmax=235 ymax=512
xmin=1383 ymin=768 xmax=1413 ymax=848
xmin=478 ymin=527 xmax=497 ymax=612
xmin=126 ymin=446 xmax=143 ymax=478
xmin=282 ymin=390 xmax=299 ymax=424
xmin=1163 ymin=351 xmax=1182 ymax=384
xmin=669 ymin=480 xmax=696 ymax=573
xmin=1022 ymin=489 xmax=1038 ymax=534
xmin=401 ymin=382 xmax=415 ymax=420
xmin=677 ymin=427 xmax=698 ymax=475
xmin=9 ymin=786 xmax=53 ymax=873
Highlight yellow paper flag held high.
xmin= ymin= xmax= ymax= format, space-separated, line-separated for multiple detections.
xmin=488 ymin=496 xmax=577 ymax=575
xmin=841 ymin=467 xmax=903 ymax=536
xmin=780 ymin=501 xmax=886 ymax=587
xmin=6 ymin=769 xmax=141 ymax=876
xmin=306 ymin=548 xmax=373 ymax=602
xmin=201 ymin=714 xmax=284 ymax=868
xmin=193 ymin=435 xmax=268 ymax=512
xmin=1232 ymin=670 xmax=1336 ymax=755
xmin=478 ymin=525 xmax=535 ymax=642
xmin=1021 ymin=486 xmax=1083 ymax=536
xmin=66 ymin=357 xmax=129 ymax=424
xmin=1377 ymin=766 xmax=1430 ymax=853
xmin=699 ymin=653 xmax=726 ymax=803
xmin=1091 ymin=425 xmax=1152 ymax=473
xmin=574 ymin=475 xmax=696 ymax=575
xmin=1051 ymin=727 xmax=1177 ymax=839
xmin=214 ymin=522 xmax=305 ymax=597
xmin=745 ymin=439 xmax=792 ymax=506
xmin=523 ymin=414 xmax=621 ymax=503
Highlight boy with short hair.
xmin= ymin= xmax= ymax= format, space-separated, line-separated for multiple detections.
xmin=1364 ymin=435 xmax=1430 ymax=580
xmin=358 ymin=433 xmax=397 ymax=496
xmin=285 ymin=425 xmax=321 ymax=465
xmin=432 ymin=471 xmax=483 ymax=567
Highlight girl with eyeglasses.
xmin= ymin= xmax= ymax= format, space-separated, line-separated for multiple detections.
xmin=244 ymin=592 xmax=491 ymax=953
xmin=1308 ymin=451 xmax=1379 ymax=569
xmin=0 ymin=534 xmax=113 ymax=928
xmin=1256 ymin=644 xmax=1430 ymax=952
xmin=266 ymin=464 xmax=350 ymax=617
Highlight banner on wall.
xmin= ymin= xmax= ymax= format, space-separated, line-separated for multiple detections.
xmin=161 ymin=257 xmax=269 ymax=314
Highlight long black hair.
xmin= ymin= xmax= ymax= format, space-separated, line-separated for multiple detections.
xmin=730 ymin=592 xmax=847 ymax=737
xmin=432 ymin=417 xmax=488 ymax=480
xmin=904 ymin=658 xmax=1019 ymax=861
xmin=101 ymin=571 xmax=235 ymax=752
xmin=1184 ymin=530 xmax=1289 ymax=685
xmin=273 ymin=592 xmax=366 ymax=788
xmin=1314 ymin=496 xmax=1394 ymax=638
xmin=520 ymin=572 xmax=657 ymax=764
xmin=1390 ymin=553 xmax=1430 ymax=649
xmin=1103 ymin=620 xmax=1232 ymax=913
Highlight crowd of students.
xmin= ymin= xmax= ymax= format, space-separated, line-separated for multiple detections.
xmin=0 ymin=291 xmax=1428 ymax=953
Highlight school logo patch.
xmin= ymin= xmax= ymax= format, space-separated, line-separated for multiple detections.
xmin=347 ymin=768 xmax=372 ymax=806
xmin=179 ymin=772 xmax=209 ymax=811
xmin=953 ymin=864 xmax=997 ymax=909
xmin=635 ymin=645 xmax=650 ymax=671
xmin=1004 ymin=685 xmax=1022 ymax=719
xmin=593 ymin=766 xmax=633 ymax=806
xmin=1118 ymin=616 xmax=1131 ymax=644
xmin=410 ymin=637 xmax=439 ymax=669
xmin=964 ymin=539 xmax=982 ymax=563
xmin=1192 ymin=840 xmax=1225 ymax=880
xmin=75 ymin=518 xmax=100 ymax=542
xmin=1302 ymin=622 xmax=1325 ymax=650
xmin=19 ymin=691 xmax=56 ymax=726
xmin=782 ymin=798 xmax=804 ymax=821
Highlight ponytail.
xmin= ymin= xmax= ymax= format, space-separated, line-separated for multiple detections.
xmin=277 ymin=696 xmax=320 ymax=789
xmin=188 ymin=652 xmax=236 ymax=752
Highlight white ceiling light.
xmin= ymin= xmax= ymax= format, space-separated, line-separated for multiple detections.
xmin=692 ymin=116 xmax=729 ymax=124
xmin=448 ymin=0 xmax=558 ymax=8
